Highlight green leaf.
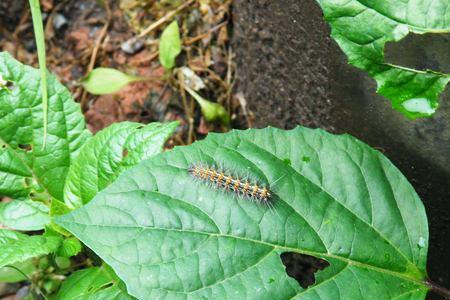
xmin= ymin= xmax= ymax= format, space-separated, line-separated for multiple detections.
xmin=55 ymin=266 xmax=134 ymax=300
xmin=0 ymin=229 xmax=61 ymax=268
xmin=50 ymin=199 xmax=71 ymax=217
xmin=81 ymin=68 xmax=143 ymax=95
xmin=0 ymin=200 xmax=49 ymax=230
xmin=159 ymin=20 xmax=182 ymax=69
xmin=0 ymin=259 xmax=36 ymax=283
xmin=57 ymin=237 xmax=82 ymax=258
xmin=316 ymin=0 xmax=450 ymax=118
xmin=0 ymin=52 xmax=92 ymax=200
xmin=64 ymin=121 xmax=178 ymax=208
xmin=49 ymin=200 xmax=72 ymax=236
xmin=0 ymin=144 xmax=32 ymax=199
xmin=56 ymin=127 xmax=429 ymax=299
xmin=185 ymin=86 xmax=230 ymax=126
xmin=55 ymin=256 xmax=71 ymax=269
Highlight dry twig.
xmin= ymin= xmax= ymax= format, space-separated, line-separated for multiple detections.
xmin=138 ymin=0 xmax=195 ymax=38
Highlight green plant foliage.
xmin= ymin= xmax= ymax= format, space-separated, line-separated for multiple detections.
xmin=63 ymin=121 xmax=178 ymax=208
xmin=159 ymin=20 xmax=182 ymax=69
xmin=55 ymin=266 xmax=134 ymax=300
xmin=0 ymin=259 xmax=36 ymax=283
xmin=81 ymin=68 xmax=143 ymax=95
xmin=0 ymin=52 xmax=92 ymax=200
xmin=57 ymin=237 xmax=82 ymax=258
xmin=56 ymin=127 xmax=429 ymax=299
xmin=0 ymin=200 xmax=49 ymax=230
xmin=316 ymin=0 xmax=450 ymax=118
xmin=0 ymin=140 xmax=33 ymax=199
xmin=185 ymin=86 xmax=230 ymax=126
xmin=0 ymin=229 xmax=61 ymax=268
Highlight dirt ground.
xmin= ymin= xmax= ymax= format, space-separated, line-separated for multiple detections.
xmin=0 ymin=0 xmax=243 ymax=144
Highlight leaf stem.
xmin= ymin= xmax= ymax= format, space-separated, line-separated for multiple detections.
xmin=28 ymin=0 xmax=48 ymax=149
xmin=4 ymin=265 xmax=48 ymax=300
xmin=426 ymin=280 xmax=450 ymax=299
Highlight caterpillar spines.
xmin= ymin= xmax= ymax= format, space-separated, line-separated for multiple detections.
xmin=188 ymin=164 xmax=272 ymax=204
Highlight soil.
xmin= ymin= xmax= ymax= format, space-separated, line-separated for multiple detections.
xmin=233 ymin=0 xmax=450 ymax=295
xmin=0 ymin=0 xmax=236 ymax=140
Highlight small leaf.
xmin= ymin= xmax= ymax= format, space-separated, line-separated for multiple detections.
xmin=0 ymin=200 xmax=49 ymax=231
xmin=0 ymin=259 xmax=36 ymax=283
xmin=55 ymin=266 xmax=134 ymax=300
xmin=55 ymin=256 xmax=71 ymax=269
xmin=0 ymin=229 xmax=61 ymax=268
xmin=159 ymin=21 xmax=182 ymax=69
xmin=316 ymin=0 xmax=450 ymax=118
xmin=57 ymin=237 xmax=82 ymax=258
xmin=64 ymin=122 xmax=178 ymax=208
xmin=185 ymin=86 xmax=230 ymax=125
xmin=56 ymin=127 xmax=429 ymax=299
xmin=81 ymin=68 xmax=143 ymax=95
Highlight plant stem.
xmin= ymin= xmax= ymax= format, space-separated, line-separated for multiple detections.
xmin=426 ymin=280 xmax=450 ymax=299
xmin=4 ymin=265 xmax=48 ymax=300
xmin=28 ymin=0 xmax=48 ymax=149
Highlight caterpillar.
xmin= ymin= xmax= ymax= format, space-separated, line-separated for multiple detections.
xmin=188 ymin=164 xmax=272 ymax=204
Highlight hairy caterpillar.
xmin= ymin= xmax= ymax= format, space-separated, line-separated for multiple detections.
xmin=188 ymin=164 xmax=272 ymax=203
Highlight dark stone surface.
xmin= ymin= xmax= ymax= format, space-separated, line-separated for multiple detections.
xmin=233 ymin=0 xmax=450 ymax=295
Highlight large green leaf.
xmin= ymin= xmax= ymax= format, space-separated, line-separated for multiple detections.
xmin=0 ymin=229 xmax=61 ymax=268
xmin=63 ymin=121 xmax=178 ymax=208
xmin=56 ymin=127 xmax=429 ymax=299
xmin=0 ymin=52 xmax=92 ymax=200
xmin=56 ymin=266 xmax=134 ymax=300
xmin=316 ymin=0 xmax=450 ymax=118
xmin=0 ymin=200 xmax=49 ymax=230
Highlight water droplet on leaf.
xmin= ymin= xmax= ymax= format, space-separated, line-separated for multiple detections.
xmin=417 ymin=237 xmax=426 ymax=248
xmin=402 ymin=98 xmax=436 ymax=115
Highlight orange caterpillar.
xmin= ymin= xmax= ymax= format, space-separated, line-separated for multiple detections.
xmin=188 ymin=164 xmax=271 ymax=203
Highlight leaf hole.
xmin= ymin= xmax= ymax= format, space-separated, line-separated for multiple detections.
xmin=18 ymin=144 xmax=32 ymax=151
xmin=88 ymin=282 xmax=113 ymax=293
xmin=280 ymin=252 xmax=330 ymax=289
xmin=385 ymin=33 xmax=450 ymax=73
xmin=122 ymin=148 xmax=129 ymax=158
xmin=0 ymin=80 xmax=14 ymax=92
xmin=6 ymin=81 xmax=14 ymax=89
